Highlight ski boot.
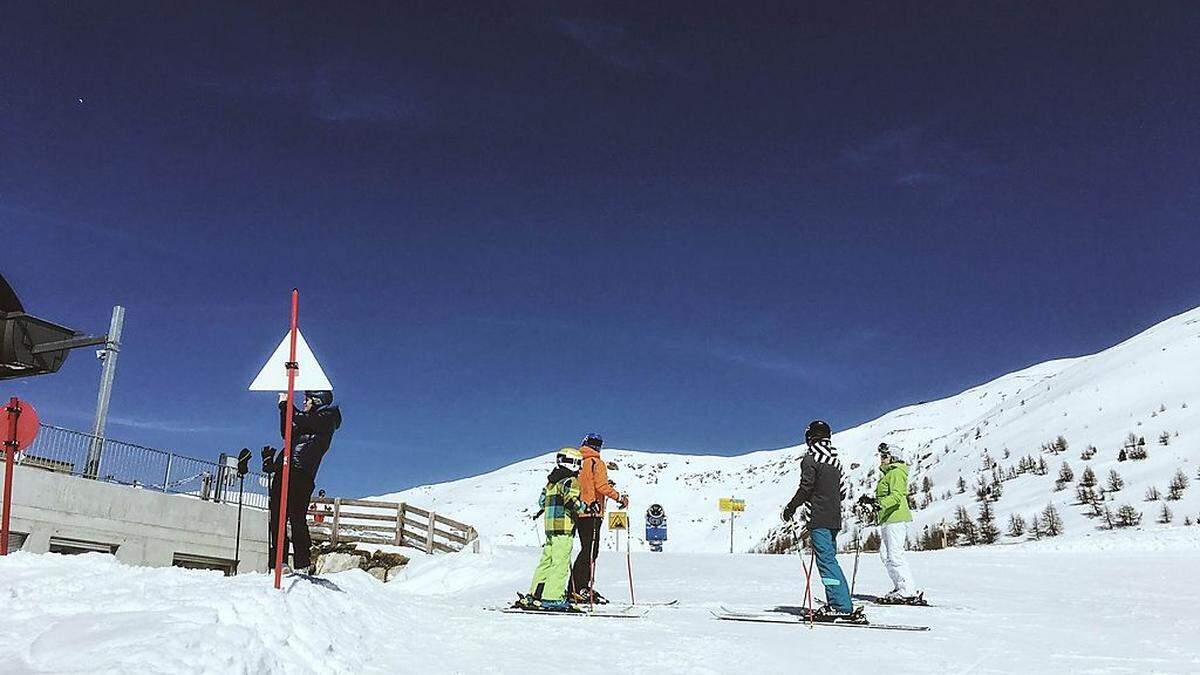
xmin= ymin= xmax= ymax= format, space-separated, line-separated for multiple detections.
xmin=812 ymin=604 xmax=868 ymax=625
xmin=570 ymin=588 xmax=609 ymax=605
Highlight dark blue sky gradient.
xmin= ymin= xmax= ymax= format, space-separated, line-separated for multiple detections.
xmin=4 ymin=3 xmax=1199 ymax=495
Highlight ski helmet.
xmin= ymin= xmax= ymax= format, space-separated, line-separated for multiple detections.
xmin=305 ymin=390 xmax=334 ymax=407
xmin=556 ymin=446 xmax=583 ymax=472
xmin=582 ymin=433 xmax=603 ymax=450
xmin=804 ymin=419 xmax=831 ymax=444
xmin=647 ymin=503 xmax=665 ymax=518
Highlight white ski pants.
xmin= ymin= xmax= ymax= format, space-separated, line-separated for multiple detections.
xmin=879 ymin=521 xmax=916 ymax=595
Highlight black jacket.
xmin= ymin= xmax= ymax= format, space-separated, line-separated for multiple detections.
xmin=785 ymin=447 xmax=847 ymax=531
xmin=279 ymin=401 xmax=342 ymax=477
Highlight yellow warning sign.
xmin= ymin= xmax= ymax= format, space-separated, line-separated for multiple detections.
xmin=719 ymin=498 xmax=746 ymax=513
xmin=607 ymin=511 xmax=629 ymax=530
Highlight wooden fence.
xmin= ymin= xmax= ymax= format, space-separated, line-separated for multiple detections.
xmin=307 ymin=497 xmax=479 ymax=555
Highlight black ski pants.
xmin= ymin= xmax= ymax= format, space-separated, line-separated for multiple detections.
xmin=268 ymin=467 xmax=316 ymax=570
xmin=570 ymin=516 xmax=603 ymax=593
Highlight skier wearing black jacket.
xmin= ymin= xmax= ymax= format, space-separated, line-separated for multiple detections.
xmin=264 ymin=389 xmax=342 ymax=573
xmin=782 ymin=420 xmax=859 ymax=620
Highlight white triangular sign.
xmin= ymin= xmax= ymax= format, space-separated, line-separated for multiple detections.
xmin=248 ymin=329 xmax=333 ymax=392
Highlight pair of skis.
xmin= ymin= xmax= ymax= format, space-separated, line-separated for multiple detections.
xmin=487 ymin=598 xmax=679 ymax=619
xmin=711 ymin=605 xmax=929 ymax=632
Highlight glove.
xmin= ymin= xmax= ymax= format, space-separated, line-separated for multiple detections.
xmin=277 ymin=392 xmax=288 ymax=404
xmin=782 ymin=504 xmax=796 ymax=522
xmin=587 ymin=501 xmax=602 ymax=516
xmin=261 ymin=445 xmax=276 ymax=473
xmin=617 ymin=494 xmax=630 ymax=510
xmin=532 ymin=509 xmax=544 ymax=521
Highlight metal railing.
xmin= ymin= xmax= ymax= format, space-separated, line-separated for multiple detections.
xmin=20 ymin=424 xmax=271 ymax=510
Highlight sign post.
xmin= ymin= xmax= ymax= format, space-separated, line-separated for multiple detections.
xmin=607 ymin=510 xmax=633 ymax=605
xmin=2 ymin=397 xmax=39 ymax=555
xmin=718 ymin=497 xmax=746 ymax=554
xmin=274 ymin=289 xmax=300 ymax=589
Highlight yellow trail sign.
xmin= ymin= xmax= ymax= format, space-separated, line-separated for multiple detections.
xmin=607 ymin=511 xmax=629 ymax=530
xmin=719 ymin=498 xmax=746 ymax=513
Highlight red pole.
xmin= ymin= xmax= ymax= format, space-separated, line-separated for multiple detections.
xmin=273 ymin=289 xmax=300 ymax=589
xmin=2 ymin=397 xmax=19 ymax=556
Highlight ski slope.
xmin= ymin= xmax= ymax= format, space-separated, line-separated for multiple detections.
xmin=377 ymin=306 xmax=1200 ymax=553
xmin=3 ymin=531 xmax=1200 ymax=673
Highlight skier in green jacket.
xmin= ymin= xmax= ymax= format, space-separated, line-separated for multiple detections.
xmin=866 ymin=443 xmax=921 ymax=602
xmin=515 ymin=447 xmax=585 ymax=611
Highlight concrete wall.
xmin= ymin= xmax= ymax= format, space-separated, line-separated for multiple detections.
xmin=6 ymin=464 xmax=270 ymax=573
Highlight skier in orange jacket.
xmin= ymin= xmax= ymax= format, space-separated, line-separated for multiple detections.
xmin=569 ymin=433 xmax=628 ymax=604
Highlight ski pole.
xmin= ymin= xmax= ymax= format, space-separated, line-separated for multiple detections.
xmin=625 ymin=527 xmax=635 ymax=605
xmin=850 ymin=527 xmax=861 ymax=600
xmin=801 ymin=541 xmax=815 ymax=628
xmin=587 ymin=516 xmax=601 ymax=612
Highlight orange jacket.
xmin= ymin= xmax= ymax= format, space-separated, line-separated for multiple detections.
xmin=578 ymin=446 xmax=621 ymax=518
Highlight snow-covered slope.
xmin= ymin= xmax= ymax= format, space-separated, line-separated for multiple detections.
xmin=377 ymin=307 xmax=1200 ymax=553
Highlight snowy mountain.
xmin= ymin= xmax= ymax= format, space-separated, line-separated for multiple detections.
xmin=375 ymin=306 xmax=1200 ymax=553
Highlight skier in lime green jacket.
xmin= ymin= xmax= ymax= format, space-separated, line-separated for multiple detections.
xmin=873 ymin=443 xmax=919 ymax=600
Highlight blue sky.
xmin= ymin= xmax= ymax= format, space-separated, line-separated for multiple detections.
xmin=4 ymin=3 xmax=1199 ymax=497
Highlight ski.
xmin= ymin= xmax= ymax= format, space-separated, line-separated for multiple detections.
xmin=284 ymin=572 xmax=344 ymax=593
xmin=484 ymin=606 xmax=645 ymax=619
xmin=613 ymin=599 xmax=679 ymax=609
xmin=712 ymin=607 xmax=929 ymax=632
xmin=854 ymin=593 xmax=931 ymax=607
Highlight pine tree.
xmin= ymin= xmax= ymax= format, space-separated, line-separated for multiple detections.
xmin=1058 ymin=462 xmax=1074 ymax=483
xmin=1168 ymin=469 xmax=1189 ymax=500
xmin=1145 ymin=486 xmax=1161 ymax=501
xmin=956 ymin=476 xmax=967 ymax=494
xmin=1007 ymin=512 xmax=1026 ymax=537
xmin=953 ymin=505 xmax=978 ymax=545
xmin=977 ymin=500 xmax=1000 ymax=544
xmin=1036 ymin=457 xmax=1048 ymax=475
xmin=863 ymin=530 xmax=881 ymax=552
xmin=1079 ymin=465 xmax=1097 ymax=487
xmin=922 ymin=476 xmax=934 ymax=495
xmin=1158 ymin=503 xmax=1173 ymax=524
xmin=1116 ymin=504 xmax=1143 ymax=527
xmin=1028 ymin=514 xmax=1042 ymax=540
xmin=1053 ymin=435 xmax=1069 ymax=454
xmin=1106 ymin=469 xmax=1124 ymax=492
xmin=1158 ymin=432 xmax=1170 ymax=446
xmin=1041 ymin=503 xmax=1064 ymax=536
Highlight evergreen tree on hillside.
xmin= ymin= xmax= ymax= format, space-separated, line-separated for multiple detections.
xmin=1158 ymin=503 xmax=1173 ymax=524
xmin=1079 ymin=465 xmax=1096 ymax=487
xmin=1058 ymin=462 xmax=1074 ymax=483
xmin=977 ymin=500 xmax=999 ymax=544
xmin=1036 ymin=457 xmax=1048 ymax=475
xmin=1041 ymin=503 xmax=1064 ymax=536
xmin=1007 ymin=513 xmax=1026 ymax=537
xmin=957 ymin=476 xmax=967 ymax=494
xmin=1116 ymin=504 xmax=1143 ymax=527
xmin=922 ymin=476 xmax=934 ymax=495
xmin=1168 ymin=469 xmax=1189 ymax=500
xmin=953 ymin=505 xmax=978 ymax=545
xmin=1145 ymin=486 xmax=1161 ymax=501
xmin=1028 ymin=514 xmax=1043 ymax=540
xmin=1106 ymin=469 xmax=1124 ymax=492
xmin=1053 ymin=435 xmax=1069 ymax=454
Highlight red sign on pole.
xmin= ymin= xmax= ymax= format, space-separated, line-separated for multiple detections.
xmin=3 ymin=397 xmax=39 ymax=555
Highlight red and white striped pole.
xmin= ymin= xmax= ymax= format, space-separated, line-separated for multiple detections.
xmin=273 ymin=289 xmax=300 ymax=589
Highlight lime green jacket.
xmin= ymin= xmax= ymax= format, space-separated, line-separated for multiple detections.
xmin=875 ymin=461 xmax=912 ymax=525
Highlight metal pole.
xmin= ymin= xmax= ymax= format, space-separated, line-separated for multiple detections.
xmin=729 ymin=511 xmax=734 ymax=554
xmin=162 ymin=452 xmax=173 ymax=492
xmin=234 ymin=474 xmax=245 ymax=572
xmin=2 ymin=398 xmax=19 ymax=556
xmin=86 ymin=305 xmax=124 ymax=479
xmin=274 ymin=289 xmax=299 ymax=589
